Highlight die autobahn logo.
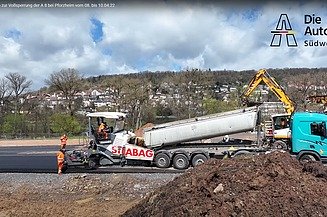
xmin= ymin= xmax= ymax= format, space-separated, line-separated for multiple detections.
xmin=270 ymin=13 xmax=327 ymax=47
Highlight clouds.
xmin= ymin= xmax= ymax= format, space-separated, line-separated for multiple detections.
xmin=1 ymin=1 xmax=327 ymax=89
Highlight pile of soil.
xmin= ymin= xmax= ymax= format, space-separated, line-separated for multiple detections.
xmin=123 ymin=152 xmax=327 ymax=217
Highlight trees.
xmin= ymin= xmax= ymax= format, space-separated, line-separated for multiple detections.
xmin=49 ymin=113 xmax=83 ymax=135
xmin=0 ymin=78 xmax=11 ymax=115
xmin=203 ymin=98 xmax=239 ymax=114
xmin=284 ymin=73 xmax=315 ymax=110
xmin=1 ymin=113 xmax=28 ymax=138
xmin=105 ymin=76 xmax=152 ymax=129
xmin=0 ymin=73 xmax=32 ymax=137
xmin=5 ymin=73 xmax=32 ymax=114
xmin=45 ymin=68 xmax=83 ymax=116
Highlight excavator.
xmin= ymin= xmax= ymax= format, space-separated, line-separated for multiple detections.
xmin=241 ymin=69 xmax=296 ymax=149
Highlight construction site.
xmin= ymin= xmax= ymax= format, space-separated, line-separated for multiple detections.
xmin=1 ymin=151 xmax=327 ymax=216
xmin=1 ymin=69 xmax=327 ymax=217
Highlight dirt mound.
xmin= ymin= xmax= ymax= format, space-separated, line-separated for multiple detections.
xmin=123 ymin=152 xmax=327 ymax=217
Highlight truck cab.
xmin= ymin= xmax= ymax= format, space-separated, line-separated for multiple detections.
xmin=86 ymin=112 xmax=127 ymax=144
xmin=291 ymin=112 xmax=327 ymax=163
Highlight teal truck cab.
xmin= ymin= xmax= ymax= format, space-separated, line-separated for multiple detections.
xmin=227 ymin=111 xmax=327 ymax=163
xmin=291 ymin=112 xmax=327 ymax=163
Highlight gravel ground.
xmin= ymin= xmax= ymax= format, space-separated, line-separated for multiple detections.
xmin=0 ymin=172 xmax=179 ymax=217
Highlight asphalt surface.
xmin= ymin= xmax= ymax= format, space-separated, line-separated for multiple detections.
xmin=0 ymin=145 xmax=183 ymax=174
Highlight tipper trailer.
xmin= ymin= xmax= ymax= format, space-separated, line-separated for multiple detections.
xmin=143 ymin=107 xmax=258 ymax=148
xmin=64 ymin=107 xmax=259 ymax=170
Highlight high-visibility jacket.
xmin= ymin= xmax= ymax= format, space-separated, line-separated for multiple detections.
xmin=98 ymin=123 xmax=105 ymax=132
xmin=57 ymin=151 xmax=65 ymax=166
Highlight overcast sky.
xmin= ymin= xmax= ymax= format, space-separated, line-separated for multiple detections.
xmin=1 ymin=0 xmax=327 ymax=89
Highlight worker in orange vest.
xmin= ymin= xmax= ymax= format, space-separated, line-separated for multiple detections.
xmin=60 ymin=134 xmax=68 ymax=149
xmin=98 ymin=122 xmax=108 ymax=139
xmin=56 ymin=149 xmax=65 ymax=175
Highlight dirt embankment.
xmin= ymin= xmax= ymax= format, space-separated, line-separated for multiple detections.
xmin=123 ymin=152 xmax=327 ymax=217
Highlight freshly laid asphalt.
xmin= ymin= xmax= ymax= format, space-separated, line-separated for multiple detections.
xmin=0 ymin=145 xmax=182 ymax=174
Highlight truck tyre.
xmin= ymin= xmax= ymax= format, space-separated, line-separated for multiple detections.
xmin=173 ymin=154 xmax=189 ymax=170
xmin=191 ymin=154 xmax=208 ymax=167
xmin=233 ymin=150 xmax=252 ymax=158
xmin=86 ymin=157 xmax=98 ymax=170
xmin=154 ymin=153 xmax=170 ymax=168
xmin=299 ymin=154 xmax=317 ymax=163
xmin=272 ymin=140 xmax=287 ymax=150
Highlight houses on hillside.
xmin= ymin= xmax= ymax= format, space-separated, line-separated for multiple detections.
xmin=23 ymin=82 xmax=274 ymax=113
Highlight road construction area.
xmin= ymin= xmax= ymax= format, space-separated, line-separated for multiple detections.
xmin=0 ymin=172 xmax=177 ymax=217
xmin=1 ymin=151 xmax=327 ymax=216
xmin=0 ymin=138 xmax=83 ymax=147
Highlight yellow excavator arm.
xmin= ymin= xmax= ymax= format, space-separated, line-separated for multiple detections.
xmin=241 ymin=69 xmax=295 ymax=114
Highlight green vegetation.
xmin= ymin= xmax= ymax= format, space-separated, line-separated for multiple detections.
xmin=49 ymin=113 xmax=83 ymax=135
xmin=0 ymin=67 xmax=326 ymax=139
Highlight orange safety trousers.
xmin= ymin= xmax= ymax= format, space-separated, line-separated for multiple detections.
xmin=57 ymin=151 xmax=65 ymax=175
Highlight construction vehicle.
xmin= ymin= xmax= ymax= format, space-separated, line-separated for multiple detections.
xmin=64 ymin=106 xmax=326 ymax=171
xmin=63 ymin=108 xmax=258 ymax=170
xmin=226 ymin=111 xmax=327 ymax=163
xmin=64 ymin=112 xmax=133 ymax=169
xmin=241 ymin=69 xmax=296 ymax=149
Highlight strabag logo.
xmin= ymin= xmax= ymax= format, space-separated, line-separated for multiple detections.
xmin=270 ymin=14 xmax=297 ymax=47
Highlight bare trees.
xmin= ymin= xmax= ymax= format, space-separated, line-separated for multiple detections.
xmin=102 ymin=76 xmax=151 ymax=129
xmin=0 ymin=73 xmax=32 ymax=138
xmin=45 ymin=68 xmax=83 ymax=116
xmin=5 ymin=73 xmax=32 ymax=114
xmin=0 ymin=78 xmax=11 ymax=113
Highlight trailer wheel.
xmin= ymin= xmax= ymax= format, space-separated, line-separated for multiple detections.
xmin=299 ymin=154 xmax=317 ymax=163
xmin=233 ymin=150 xmax=252 ymax=158
xmin=173 ymin=154 xmax=189 ymax=170
xmin=191 ymin=154 xmax=208 ymax=167
xmin=272 ymin=140 xmax=287 ymax=150
xmin=154 ymin=153 xmax=170 ymax=168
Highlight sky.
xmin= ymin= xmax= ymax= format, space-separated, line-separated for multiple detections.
xmin=1 ymin=0 xmax=327 ymax=89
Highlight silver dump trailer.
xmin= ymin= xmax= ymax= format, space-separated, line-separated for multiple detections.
xmin=144 ymin=107 xmax=258 ymax=148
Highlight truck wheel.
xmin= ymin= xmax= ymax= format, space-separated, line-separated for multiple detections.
xmin=154 ymin=153 xmax=170 ymax=168
xmin=299 ymin=154 xmax=317 ymax=163
xmin=86 ymin=157 xmax=98 ymax=170
xmin=272 ymin=141 xmax=287 ymax=150
xmin=233 ymin=150 xmax=251 ymax=158
xmin=173 ymin=154 xmax=189 ymax=170
xmin=191 ymin=154 xmax=208 ymax=167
